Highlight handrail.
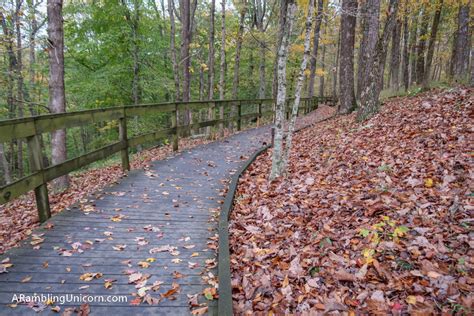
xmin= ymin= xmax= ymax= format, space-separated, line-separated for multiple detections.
xmin=0 ymin=96 xmax=335 ymax=222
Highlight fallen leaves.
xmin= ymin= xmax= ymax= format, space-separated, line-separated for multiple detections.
xmin=79 ymin=272 xmax=103 ymax=282
xmin=229 ymin=90 xmax=473 ymax=314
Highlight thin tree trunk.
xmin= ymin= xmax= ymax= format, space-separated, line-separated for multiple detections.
xmin=356 ymin=0 xmax=381 ymax=100
xmin=389 ymin=18 xmax=402 ymax=90
xmin=272 ymin=1 xmax=288 ymax=99
xmin=307 ymin=0 xmax=323 ymax=97
xmin=232 ymin=6 xmax=246 ymax=99
xmin=219 ymin=0 xmax=226 ymax=100
xmin=401 ymin=0 xmax=409 ymax=91
xmin=15 ymin=0 xmax=25 ymax=178
xmin=423 ymin=0 xmax=443 ymax=89
xmin=208 ymin=0 xmax=215 ymax=99
xmin=415 ymin=7 xmax=429 ymax=84
xmin=409 ymin=12 xmax=418 ymax=86
xmin=319 ymin=42 xmax=326 ymax=97
xmin=332 ymin=31 xmax=340 ymax=98
xmin=357 ymin=0 xmax=400 ymax=121
xmin=270 ymin=0 xmax=295 ymax=181
xmin=338 ymin=0 xmax=358 ymax=114
xmin=282 ymin=0 xmax=315 ymax=170
xmin=258 ymin=43 xmax=266 ymax=98
xmin=47 ymin=0 xmax=69 ymax=190
xmin=168 ymin=0 xmax=180 ymax=100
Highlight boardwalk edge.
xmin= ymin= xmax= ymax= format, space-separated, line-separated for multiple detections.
xmin=217 ymin=143 xmax=270 ymax=316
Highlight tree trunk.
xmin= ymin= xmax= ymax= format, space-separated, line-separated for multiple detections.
xmin=15 ymin=0 xmax=25 ymax=178
xmin=319 ymin=41 xmax=326 ymax=96
xmin=451 ymin=4 xmax=470 ymax=81
xmin=356 ymin=0 xmax=380 ymax=100
xmin=219 ymin=0 xmax=226 ymax=100
xmin=332 ymin=31 xmax=340 ymax=98
xmin=338 ymin=0 xmax=358 ymax=114
xmin=423 ymin=0 xmax=443 ymax=89
xmin=307 ymin=0 xmax=323 ymax=97
xmin=389 ymin=18 xmax=402 ymax=90
xmin=168 ymin=0 xmax=180 ymax=100
xmin=409 ymin=12 xmax=418 ymax=86
xmin=272 ymin=1 xmax=288 ymax=99
xmin=270 ymin=0 xmax=295 ymax=181
xmin=47 ymin=0 xmax=69 ymax=190
xmin=208 ymin=0 xmax=215 ymax=100
xmin=180 ymin=0 xmax=191 ymax=103
xmin=357 ymin=0 xmax=400 ymax=121
xmin=232 ymin=6 xmax=247 ymax=99
xmin=401 ymin=1 xmax=409 ymax=91
xmin=415 ymin=7 xmax=429 ymax=84
xmin=282 ymin=0 xmax=315 ymax=170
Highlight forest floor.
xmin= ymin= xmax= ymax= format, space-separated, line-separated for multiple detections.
xmin=229 ymin=88 xmax=473 ymax=315
xmin=0 ymin=104 xmax=335 ymax=254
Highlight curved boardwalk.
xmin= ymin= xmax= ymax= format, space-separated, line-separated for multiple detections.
xmin=0 ymin=127 xmax=271 ymax=315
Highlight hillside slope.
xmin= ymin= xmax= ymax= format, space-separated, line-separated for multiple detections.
xmin=230 ymin=88 xmax=473 ymax=314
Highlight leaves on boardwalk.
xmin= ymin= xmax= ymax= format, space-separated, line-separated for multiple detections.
xmin=230 ymin=89 xmax=473 ymax=314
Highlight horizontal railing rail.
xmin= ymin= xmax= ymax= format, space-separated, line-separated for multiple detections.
xmin=0 ymin=96 xmax=335 ymax=221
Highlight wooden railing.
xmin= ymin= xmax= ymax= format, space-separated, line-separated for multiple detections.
xmin=0 ymin=96 xmax=334 ymax=221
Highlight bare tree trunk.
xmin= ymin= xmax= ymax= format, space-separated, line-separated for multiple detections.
xmin=389 ymin=19 xmax=402 ymax=90
xmin=357 ymin=0 xmax=400 ymax=121
xmin=219 ymin=0 xmax=226 ymax=100
xmin=15 ymin=0 xmax=25 ymax=178
xmin=232 ymin=5 xmax=247 ymax=99
xmin=356 ymin=0 xmax=380 ymax=100
xmin=168 ymin=0 xmax=180 ymax=100
xmin=415 ymin=7 xmax=429 ymax=84
xmin=409 ymin=12 xmax=419 ymax=86
xmin=401 ymin=1 xmax=409 ymax=91
xmin=423 ymin=0 xmax=443 ymax=89
xmin=180 ymin=0 xmax=192 ymax=104
xmin=332 ymin=31 xmax=340 ymax=99
xmin=272 ymin=1 xmax=288 ymax=99
xmin=338 ymin=0 xmax=358 ymax=114
xmin=208 ymin=0 xmax=215 ymax=99
xmin=307 ymin=0 xmax=323 ymax=97
xmin=451 ymin=4 xmax=470 ymax=81
xmin=319 ymin=41 xmax=326 ymax=96
xmin=122 ymin=0 xmax=141 ymax=105
xmin=259 ymin=43 xmax=266 ymax=99
xmin=47 ymin=0 xmax=69 ymax=190
xmin=270 ymin=0 xmax=295 ymax=181
xmin=282 ymin=0 xmax=315 ymax=170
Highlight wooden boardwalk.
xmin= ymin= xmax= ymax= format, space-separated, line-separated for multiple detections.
xmin=0 ymin=127 xmax=271 ymax=315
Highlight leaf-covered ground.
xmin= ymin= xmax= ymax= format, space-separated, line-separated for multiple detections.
xmin=230 ymin=88 xmax=473 ymax=315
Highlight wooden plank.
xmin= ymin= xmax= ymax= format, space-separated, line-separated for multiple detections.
xmin=0 ymin=172 xmax=43 ymax=204
xmin=43 ymin=142 xmax=125 ymax=182
xmin=124 ymin=103 xmax=176 ymax=116
xmin=128 ymin=128 xmax=175 ymax=147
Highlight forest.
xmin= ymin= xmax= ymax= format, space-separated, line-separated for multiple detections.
xmin=0 ymin=0 xmax=472 ymax=315
xmin=0 ymin=0 xmax=472 ymax=187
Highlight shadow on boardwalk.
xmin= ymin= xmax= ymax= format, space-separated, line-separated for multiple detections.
xmin=0 ymin=126 xmax=271 ymax=315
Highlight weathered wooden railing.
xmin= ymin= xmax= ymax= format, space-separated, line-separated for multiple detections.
xmin=0 ymin=96 xmax=334 ymax=221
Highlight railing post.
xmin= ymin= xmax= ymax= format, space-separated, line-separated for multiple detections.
xmin=26 ymin=123 xmax=51 ymax=223
xmin=237 ymin=101 xmax=242 ymax=131
xmin=207 ymin=101 xmax=215 ymax=139
xmin=219 ymin=101 xmax=224 ymax=137
xmin=119 ymin=109 xmax=130 ymax=172
xmin=171 ymin=104 xmax=179 ymax=151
